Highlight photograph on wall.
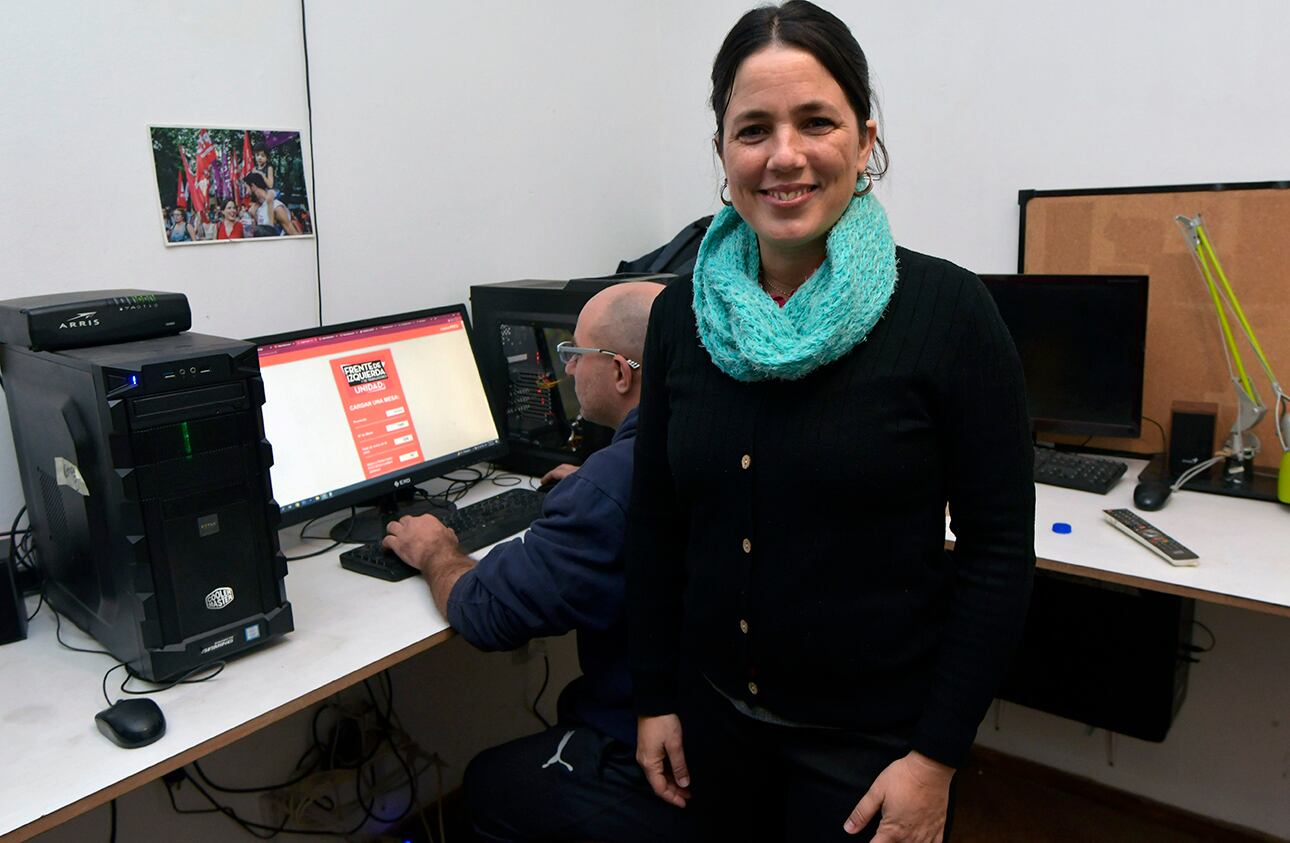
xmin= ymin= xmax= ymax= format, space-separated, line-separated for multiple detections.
xmin=149 ymin=126 xmax=313 ymax=246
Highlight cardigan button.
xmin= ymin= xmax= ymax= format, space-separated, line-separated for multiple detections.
xmin=739 ymin=619 xmax=749 ymax=634
xmin=747 ymin=681 xmax=759 ymax=696
xmin=740 ymin=454 xmax=751 ymax=470
xmin=741 ymin=538 xmax=752 ymax=554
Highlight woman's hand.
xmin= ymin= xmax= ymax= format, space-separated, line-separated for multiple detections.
xmin=844 ymin=751 xmax=953 ymax=841
xmin=636 ymin=713 xmax=691 ymax=808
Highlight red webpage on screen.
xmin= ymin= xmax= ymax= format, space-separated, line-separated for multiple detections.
xmin=329 ymin=348 xmax=423 ymax=480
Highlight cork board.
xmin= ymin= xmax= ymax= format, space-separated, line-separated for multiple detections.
xmin=1020 ymin=182 xmax=1290 ymax=468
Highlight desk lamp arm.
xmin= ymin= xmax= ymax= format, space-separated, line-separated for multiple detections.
xmin=1174 ymin=215 xmax=1286 ymax=455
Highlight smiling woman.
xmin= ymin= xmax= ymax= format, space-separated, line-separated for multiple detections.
xmin=626 ymin=3 xmax=1037 ymax=842
xmin=717 ymin=45 xmax=878 ymax=288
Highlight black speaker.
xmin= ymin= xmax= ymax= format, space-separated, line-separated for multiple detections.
xmin=999 ymin=570 xmax=1193 ymax=742
xmin=0 ymin=539 xmax=27 ymax=645
xmin=1168 ymin=401 xmax=1217 ymax=479
xmin=0 ymin=332 xmax=292 ymax=680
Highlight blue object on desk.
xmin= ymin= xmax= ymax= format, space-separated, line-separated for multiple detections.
xmin=1052 ymin=522 xmax=1072 ymax=534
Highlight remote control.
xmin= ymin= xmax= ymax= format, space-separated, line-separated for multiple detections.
xmin=1103 ymin=508 xmax=1199 ymax=566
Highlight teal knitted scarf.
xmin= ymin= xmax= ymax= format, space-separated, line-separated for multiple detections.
xmin=692 ymin=190 xmax=898 ymax=382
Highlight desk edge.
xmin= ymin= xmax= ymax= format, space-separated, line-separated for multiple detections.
xmin=0 ymin=627 xmax=456 ymax=843
xmin=1034 ymin=557 xmax=1290 ymax=618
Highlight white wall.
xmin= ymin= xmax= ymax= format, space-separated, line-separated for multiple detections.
xmin=0 ymin=1 xmax=321 ymax=522
xmin=5 ymin=1 xmax=1290 ymax=840
xmin=655 ymin=0 xmax=1290 ymax=273
xmin=302 ymin=0 xmax=669 ymax=323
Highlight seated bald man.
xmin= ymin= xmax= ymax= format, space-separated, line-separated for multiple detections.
xmin=383 ymin=282 xmax=696 ymax=843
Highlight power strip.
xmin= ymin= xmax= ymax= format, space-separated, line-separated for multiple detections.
xmin=256 ymin=704 xmax=442 ymax=837
xmin=259 ymin=740 xmax=439 ymax=834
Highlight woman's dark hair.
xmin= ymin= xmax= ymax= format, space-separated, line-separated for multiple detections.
xmin=710 ymin=0 xmax=888 ymax=179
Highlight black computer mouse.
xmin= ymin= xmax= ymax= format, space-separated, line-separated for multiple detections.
xmin=95 ymin=698 xmax=166 ymax=749
xmin=1133 ymin=479 xmax=1173 ymax=511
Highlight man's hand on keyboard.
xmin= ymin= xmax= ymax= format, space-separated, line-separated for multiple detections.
xmin=540 ymin=463 xmax=580 ymax=487
xmin=383 ymin=515 xmax=474 ymax=616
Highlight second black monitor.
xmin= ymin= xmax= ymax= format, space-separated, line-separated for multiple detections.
xmin=980 ymin=274 xmax=1148 ymax=439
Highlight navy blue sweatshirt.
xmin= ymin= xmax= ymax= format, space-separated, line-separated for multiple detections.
xmin=447 ymin=409 xmax=638 ymax=745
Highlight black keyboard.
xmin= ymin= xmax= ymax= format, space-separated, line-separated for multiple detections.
xmin=339 ymin=489 xmax=545 ymax=581
xmin=1032 ymin=446 xmax=1128 ymax=494
xmin=440 ymin=488 xmax=545 ymax=552
xmin=339 ymin=543 xmax=420 ymax=581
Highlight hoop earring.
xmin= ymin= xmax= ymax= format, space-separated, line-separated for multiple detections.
xmin=854 ymin=173 xmax=874 ymax=198
xmin=720 ymin=179 xmax=733 ymax=207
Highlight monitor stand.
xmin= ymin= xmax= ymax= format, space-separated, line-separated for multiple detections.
xmin=328 ymin=489 xmax=456 ymax=544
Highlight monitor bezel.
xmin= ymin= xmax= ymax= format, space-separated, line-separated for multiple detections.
xmin=979 ymin=273 xmax=1149 ymax=440
xmin=250 ymin=303 xmax=508 ymax=529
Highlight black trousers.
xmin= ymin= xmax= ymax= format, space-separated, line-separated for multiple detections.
xmin=463 ymin=723 xmax=701 ymax=843
xmin=679 ymin=678 xmax=956 ymax=842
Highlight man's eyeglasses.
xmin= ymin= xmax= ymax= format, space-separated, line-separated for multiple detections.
xmin=555 ymin=341 xmax=641 ymax=370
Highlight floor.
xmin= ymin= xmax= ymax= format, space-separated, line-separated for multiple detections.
xmin=394 ymin=748 xmax=1282 ymax=842
xmin=951 ymin=750 xmax=1278 ymax=843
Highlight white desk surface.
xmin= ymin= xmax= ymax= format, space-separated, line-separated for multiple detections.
xmin=0 ymin=478 xmax=528 ymax=842
xmin=3 ymin=466 xmax=1287 ymax=840
xmin=947 ymin=459 xmax=1290 ymax=616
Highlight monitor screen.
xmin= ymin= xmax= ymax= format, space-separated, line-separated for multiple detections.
xmin=979 ymin=274 xmax=1148 ymax=438
xmin=254 ymin=305 xmax=505 ymax=526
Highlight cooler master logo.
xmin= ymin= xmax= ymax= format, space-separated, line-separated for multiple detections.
xmin=341 ymin=360 xmax=388 ymax=386
xmin=58 ymin=311 xmax=101 ymax=330
xmin=205 ymin=587 xmax=235 ymax=610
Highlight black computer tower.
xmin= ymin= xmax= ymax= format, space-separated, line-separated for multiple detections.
xmin=0 ymin=332 xmax=293 ymax=680
xmin=470 ymin=274 xmax=672 ymax=475
xmin=999 ymin=570 xmax=1193 ymax=742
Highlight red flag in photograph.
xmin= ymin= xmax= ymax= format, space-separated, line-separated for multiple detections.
xmin=195 ymin=129 xmax=217 ymax=179
xmin=179 ymin=145 xmax=208 ymax=214
xmin=176 ymin=170 xmax=187 ymax=209
xmin=239 ymin=132 xmax=255 ymax=206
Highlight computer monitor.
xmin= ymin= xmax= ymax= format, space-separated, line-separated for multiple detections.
xmin=253 ymin=304 xmax=506 ymax=542
xmin=469 ymin=277 xmax=636 ymax=475
xmin=979 ymin=274 xmax=1149 ymax=439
